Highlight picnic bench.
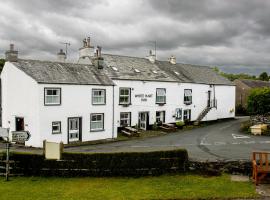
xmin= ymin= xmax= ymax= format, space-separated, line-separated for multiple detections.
xmin=159 ymin=123 xmax=177 ymax=132
xmin=121 ymin=127 xmax=140 ymax=137
xmin=252 ymin=151 xmax=270 ymax=185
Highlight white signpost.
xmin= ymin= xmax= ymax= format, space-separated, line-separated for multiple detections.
xmin=12 ymin=131 xmax=31 ymax=143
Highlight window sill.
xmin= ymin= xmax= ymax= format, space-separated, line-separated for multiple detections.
xmin=184 ymin=102 xmax=192 ymax=105
xmin=52 ymin=132 xmax=62 ymax=134
xmin=92 ymin=103 xmax=106 ymax=106
xmin=156 ymin=103 xmax=166 ymax=106
xmin=119 ymin=104 xmax=131 ymax=107
xmin=90 ymin=129 xmax=105 ymax=132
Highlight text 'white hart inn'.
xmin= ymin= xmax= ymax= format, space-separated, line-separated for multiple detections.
xmin=1 ymin=39 xmax=235 ymax=147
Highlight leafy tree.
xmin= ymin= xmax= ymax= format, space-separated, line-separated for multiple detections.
xmin=212 ymin=67 xmax=258 ymax=81
xmin=259 ymin=72 xmax=269 ymax=81
xmin=247 ymin=87 xmax=270 ymax=115
xmin=0 ymin=59 xmax=5 ymax=72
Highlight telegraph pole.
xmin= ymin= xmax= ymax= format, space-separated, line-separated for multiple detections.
xmin=60 ymin=42 xmax=71 ymax=59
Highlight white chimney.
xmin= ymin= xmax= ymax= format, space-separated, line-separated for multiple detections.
xmin=78 ymin=37 xmax=94 ymax=64
xmin=169 ymin=55 xmax=176 ymax=65
xmin=57 ymin=49 xmax=66 ymax=63
xmin=5 ymin=44 xmax=18 ymax=62
xmin=147 ymin=50 xmax=156 ymax=63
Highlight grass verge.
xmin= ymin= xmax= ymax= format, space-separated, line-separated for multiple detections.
xmin=0 ymin=174 xmax=257 ymax=200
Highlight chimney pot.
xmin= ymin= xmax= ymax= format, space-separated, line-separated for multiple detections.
xmin=169 ymin=55 xmax=176 ymax=65
xmin=5 ymin=44 xmax=18 ymax=62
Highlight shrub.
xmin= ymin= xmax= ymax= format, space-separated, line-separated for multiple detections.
xmin=152 ymin=122 xmax=158 ymax=130
xmin=176 ymin=121 xmax=185 ymax=128
xmin=235 ymin=104 xmax=247 ymax=116
xmin=240 ymin=121 xmax=251 ymax=133
xmin=247 ymin=87 xmax=270 ymax=115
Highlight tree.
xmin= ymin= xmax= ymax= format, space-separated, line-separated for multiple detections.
xmin=247 ymin=87 xmax=270 ymax=115
xmin=0 ymin=59 xmax=5 ymax=72
xmin=259 ymin=72 xmax=269 ymax=81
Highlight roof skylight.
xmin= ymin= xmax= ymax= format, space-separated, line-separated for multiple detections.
xmin=152 ymin=70 xmax=158 ymax=74
xmin=134 ymin=68 xmax=140 ymax=73
xmin=112 ymin=66 xmax=118 ymax=71
xmin=174 ymin=71 xmax=180 ymax=75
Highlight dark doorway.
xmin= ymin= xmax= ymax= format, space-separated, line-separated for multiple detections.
xmin=15 ymin=117 xmax=24 ymax=131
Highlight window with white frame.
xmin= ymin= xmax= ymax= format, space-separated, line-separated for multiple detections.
xmin=92 ymin=89 xmax=106 ymax=105
xmin=156 ymin=88 xmax=166 ymax=104
xmin=119 ymin=88 xmax=131 ymax=105
xmin=183 ymin=109 xmax=191 ymax=121
xmin=120 ymin=112 xmax=131 ymax=127
xmin=90 ymin=113 xmax=104 ymax=131
xmin=156 ymin=111 xmax=165 ymax=123
xmin=184 ymin=89 xmax=192 ymax=105
xmin=52 ymin=121 xmax=61 ymax=134
xmin=44 ymin=88 xmax=61 ymax=105
xmin=175 ymin=108 xmax=182 ymax=120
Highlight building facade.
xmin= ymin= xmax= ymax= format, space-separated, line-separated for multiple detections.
xmin=1 ymin=40 xmax=235 ymax=147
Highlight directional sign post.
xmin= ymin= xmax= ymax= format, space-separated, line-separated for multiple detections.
xmin=12 ymin=131 xmax=31 ymax=143
xmin=0 ymin=128 xmax=9 ymax=139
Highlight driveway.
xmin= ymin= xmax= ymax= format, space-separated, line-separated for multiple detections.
xmin=66 ymin=117 xmax=270 ymax=161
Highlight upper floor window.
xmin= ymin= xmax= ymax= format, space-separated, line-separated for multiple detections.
xmin=156 ymin=88 xmax=166 ymax=104
xmin=90 ymin=113 xmax=104 ymax=131
xmin=119 ymin=88 xmax=131 ymax=105
xmin=92 ymin=89 xmax=106 ymax=105
xmin=44 ymin=88 xmax=61 ymax=105
xmin=184 ymin=89 xmax=192 ymax=105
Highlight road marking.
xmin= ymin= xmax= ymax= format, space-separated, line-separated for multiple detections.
xmin=214 ymin=142 xmax=226 ymax=145
xmin=232 ymin=134 xmax=250 ymax=139
xmin=200 ymin=137 xmax=211 ymax=146
xmin=259 ymin=141 xmax=270 ymax=144
xmin=244 ymin=141 xmax=255 ymax=144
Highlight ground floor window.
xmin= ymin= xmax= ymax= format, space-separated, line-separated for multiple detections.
xmin=156 ymin=111 xmax=165 ymax=124
xmin=120 ymin=112 xmax=131 ymax=127
xmin=52 ymin=121 xmax=61 ymax=134
xmin=90 ymin=113 xmax=104 ymax=131
xmin=183 ymin=109 xmax=191 ymax=121
xmin=175 ymin=108 xmax=182 ymax=120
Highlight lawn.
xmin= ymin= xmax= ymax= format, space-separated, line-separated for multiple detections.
xmin=0 ymin=174 xmax=257 ymax=200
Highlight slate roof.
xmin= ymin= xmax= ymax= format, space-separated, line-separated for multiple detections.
xmin=13 ymin=59 xmax=114 ymax=85
xmin=101 ymin=54 xmax=176 ymax=82
xmin=240 ymin=79 xmax=270 ymax=88
xmin=102 ymin=54 xmax=234 ymax=85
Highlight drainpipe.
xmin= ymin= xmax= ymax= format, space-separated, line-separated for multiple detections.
xmin=112 ymin=85 xmax=115 ymax=139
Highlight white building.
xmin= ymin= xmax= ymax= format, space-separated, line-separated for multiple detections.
xmin=1 ymin=40 xmax=235 ymax=147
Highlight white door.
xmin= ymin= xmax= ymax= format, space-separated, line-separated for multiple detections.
xmin=68 ymin=118 xmax=80 ymax=142
xmin=139 ymin=112 xmax=147 ymax=130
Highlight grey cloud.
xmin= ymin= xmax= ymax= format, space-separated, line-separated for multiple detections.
xmin=0 ymin=0 xmax=270 ymax=75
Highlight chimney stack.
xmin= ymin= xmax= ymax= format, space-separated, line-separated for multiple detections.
xmin=147 ymin=50 xmax=156 ymax=63
xmin=57 ymin=49 xmax=66 ymax=63
xmin=93 ymin=45 xmax=104 ymax=69
xmin=78 ymin=36 xmax=95 ymax=64
xmin=5 ymin=44 xmax=18 ymax=62
xmin=169 ymin=55 xmax=176 ymax=65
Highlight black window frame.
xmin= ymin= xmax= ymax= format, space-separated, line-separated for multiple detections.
xmin=156 ymin=88 xmax=166 ymax=105
xmin=119 ymin=87 xmax=131 ymax=105
xmin=156 ymin=111 xmax=166 ymax=123
xmin=52 ymin=121 xmax=61 ymax=134
xmin=183 ymin=109 xmax=191 ymax=121
xmin=90 ymin=113 xmax=105 ymax=132
xmin=92 ymin=89 xmax=106 ymax=105
xmin=44 ymin=87 xmax=61 ymax=106
xmin=184 ymin=89 xmax=192 ymax=105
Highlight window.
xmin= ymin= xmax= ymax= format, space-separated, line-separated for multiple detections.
xmin=183 ymin=109 xmax=191 ymax=121
xmin=120 ymin=112 xmax=131 ymax=127
xmin=175 ymin=108 xmax=182 ymax=120
xmin=92 ymin=89 xmax=106 ymax=105
xmin=119 ymin=88 xmax=131 ymax=105
xmin=156 ymin=88 xmax=166 ymax=104
xmin=44 ymin=88 xmax=61 ymax=105
xmin=184 ymin=89 xmax=192 ymax=105
xmin=52 ymin=121 xmax=61 ymax=134
xmin=156 ymin=111 xmax=165 ymax=123
xmin=90 ymin=113 xmax=104 ymax=131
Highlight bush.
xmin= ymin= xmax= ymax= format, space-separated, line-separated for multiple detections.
xmin=240 ymin=121 xmax=251 ymax=133
xmin=0 ymin=149 xmax=189 ymax=177
xmin=176 ymin=121 xmax=185 ymax=128
xmin=235 ymin=104 xmax=247 ymax=116
xmin=247 ymin=87 xmax=270 ymax=115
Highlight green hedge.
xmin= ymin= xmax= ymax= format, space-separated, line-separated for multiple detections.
xmin=0 ymin=149 xmax=188 ymax=177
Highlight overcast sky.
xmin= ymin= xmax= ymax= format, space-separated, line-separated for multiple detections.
xmin=0 ymin=0 xmax=270 ymax=75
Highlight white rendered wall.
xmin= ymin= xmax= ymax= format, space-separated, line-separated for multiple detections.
xmin=112 ymin=80 xmax=235 ymax=134
xmin=1 ymin=62 xmax=40 ymax=147
xmin=38 ymin=84 xmax=114 ymax=146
